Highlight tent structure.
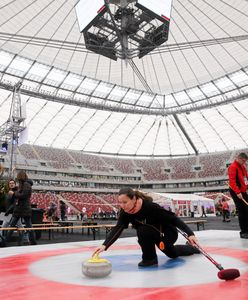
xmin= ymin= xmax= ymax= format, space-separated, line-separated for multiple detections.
xmin=202 ymin=192 xmax=236 ymax=214
xmin=150 ymin=192 xmax=216 ymax=217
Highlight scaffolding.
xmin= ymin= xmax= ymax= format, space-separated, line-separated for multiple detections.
xmin=0 ymin=80 xmax=26 ymax=178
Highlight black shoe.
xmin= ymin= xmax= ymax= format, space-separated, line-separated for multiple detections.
xmin=30 ymin=241 xmax=37 ymax=245
xmin=138 ymin=258 xmax=158 ymax=267
xmin=240 ymin=233 xmax=248 ymax=239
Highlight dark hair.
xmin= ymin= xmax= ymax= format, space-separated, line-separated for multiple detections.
xmin=237 ymin=153 xmax=248 ymax=160
xmin=16 ymin=170 xmax=28 ymax=182
xmin=118 ymin=187 xmax=153 ymax=202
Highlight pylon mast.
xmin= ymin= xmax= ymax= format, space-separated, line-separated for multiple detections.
xmin=0 ymin=80 xmax=26 ymax=177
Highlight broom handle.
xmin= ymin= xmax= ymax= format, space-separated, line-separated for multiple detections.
xmin=240 ymin=196 xmax=248 ymax=206
xmin=177 ymin=228 xmax=224 ymax=271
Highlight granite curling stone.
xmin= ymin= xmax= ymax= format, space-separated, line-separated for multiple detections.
xmin=82 ymin=255 xmax=112 ymax=278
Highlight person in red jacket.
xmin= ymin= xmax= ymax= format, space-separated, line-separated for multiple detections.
xmin=221 ymin=199 xmax=230 ymax=222
xmin=228 ymin=152 xmax=248 ymax=239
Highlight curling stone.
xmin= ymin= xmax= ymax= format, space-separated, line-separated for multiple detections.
xmin=82 ymin=254 xmax=112 ymax=278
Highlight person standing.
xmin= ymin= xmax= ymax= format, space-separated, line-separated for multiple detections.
xmin=47 ymin=202 xmax=57 ymax=221
xmin=228 ymin=152 xmax=248 ymax=239
xmin=221 ymin=199 xmax=230 ymax=222
xmin=5 ymin=171 xmax=37 ymax=245
xmin=201 ymin=205 xmax=207 ymax=218
xmin=59 ymin=200 xmax=66 ymax=221
xmin=93 ymin=188 xmax=200 ymax=267
xmin=0 ymin=179 xmax=23 ymax=236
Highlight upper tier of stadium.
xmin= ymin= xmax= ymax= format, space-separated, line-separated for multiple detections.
xmin=0 ymin=144 xmax=244 ymax=182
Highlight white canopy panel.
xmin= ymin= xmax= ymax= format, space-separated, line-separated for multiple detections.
xmin=0 ymin=1 xmax=248 ymax=156
xmin=157 ymin=193 xmax=215 ymax=202
xmin=0 ymin=0 xmax=248 ymax=94
xmin=1 ymin=86 xmax=248 ymax=156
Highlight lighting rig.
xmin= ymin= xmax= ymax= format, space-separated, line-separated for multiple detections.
xmin=75 ymin=0 xmax=173 ymax=60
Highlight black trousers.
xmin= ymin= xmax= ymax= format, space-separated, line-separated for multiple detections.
xmin=5 ymin=215 xmax=36 ymax=244
xmin=137 ymin=225 xmax=197 ymax=260
xmin=61 ymin=212 xmax=66 ymax=221
xmin=0 ymin=234 xmax=6 ymax=247
xmin=230 ymin=189 xmax=248 ymax=234
xmin=222 ymin=210 xmax=230 ymax=221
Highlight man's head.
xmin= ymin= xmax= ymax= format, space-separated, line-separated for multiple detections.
xmin=236 ymin=152 xmax=248 ymax=165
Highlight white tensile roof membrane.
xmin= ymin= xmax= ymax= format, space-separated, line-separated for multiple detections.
xmin=0 ymin=0 xmax=248 ymax=156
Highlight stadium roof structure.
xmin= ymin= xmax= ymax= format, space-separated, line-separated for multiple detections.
xmin=0 ymin=0 xmax=248 ymax=157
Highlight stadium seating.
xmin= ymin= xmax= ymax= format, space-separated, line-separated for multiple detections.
xmin=18 ymin=144 xmax=237 ymax=181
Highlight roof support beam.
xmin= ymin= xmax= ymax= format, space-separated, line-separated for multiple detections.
xmin=173 ymin=114 xmax=198 ymax=155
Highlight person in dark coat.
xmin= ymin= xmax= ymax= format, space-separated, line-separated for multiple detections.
xmin=47 ymin=202 xmax=57 ymax=221
xmin=0 ymin=179 xmax=23 ymax=235
xmin=93 ymin=188 xmax=200 ymax=267
xmin=5 ymin=171 xmax=37 ymax=245
xmin=59 ymin=200 xmax=66 ymax=221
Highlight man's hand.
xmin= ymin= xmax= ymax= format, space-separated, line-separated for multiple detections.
xmin=237 ymin=193 xmax=248 ymax=206
xmin=237 ymin=193 xmax=244 ymax=200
